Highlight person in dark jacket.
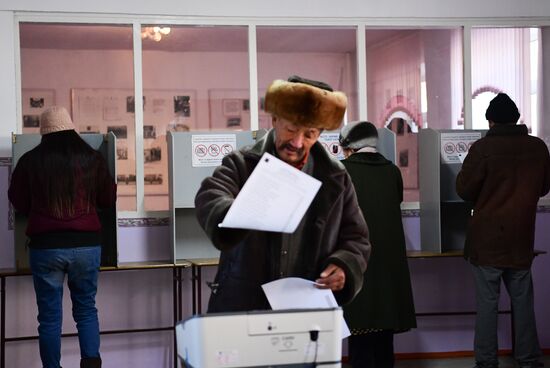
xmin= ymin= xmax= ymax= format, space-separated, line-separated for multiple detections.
xmin=339 ymin=121 xmax=416 ymax=368
xmin=195 ymin=76 xmax=371 ymax=312
xmin=456 ymin=93 xmax=550 ymax=368
xmin=8 ymin=106 xmax=117 ymax=368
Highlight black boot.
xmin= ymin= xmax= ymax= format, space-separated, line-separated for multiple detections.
xmin=81 ymin=357 xmax=102 ymax=368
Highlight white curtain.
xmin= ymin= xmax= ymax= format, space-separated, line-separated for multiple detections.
xmin=471 ymin=28 xmax=531 ymax=125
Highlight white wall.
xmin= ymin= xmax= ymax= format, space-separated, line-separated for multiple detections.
xmin=0 ymin=11 xmax=17 ymax=156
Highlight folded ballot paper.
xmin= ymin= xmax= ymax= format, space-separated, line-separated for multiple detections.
xmin=218 ymin=152 xmax=321 ymax=233
xmin=262 ymin=277 xmax=351 ymax=339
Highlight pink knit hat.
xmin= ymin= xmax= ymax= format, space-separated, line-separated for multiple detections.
xmin=40 ymin=106 xmax=76 ymax=135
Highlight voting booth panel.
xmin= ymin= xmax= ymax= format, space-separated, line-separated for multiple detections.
xmin=419 ymin=128 xmax=485 ymax=252
xmin=176 ymin=308 xmax=343 ymax=368
xmin=376 ymin=127 xmax=397 ymax=164
xmin=11 ymin=132 xmax=119 ymax=270
xmin=167 ymin=131 xmax=261 ymax=262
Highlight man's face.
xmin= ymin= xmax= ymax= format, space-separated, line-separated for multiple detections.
xmin=272 ymin=116 xmax=321 ymax=165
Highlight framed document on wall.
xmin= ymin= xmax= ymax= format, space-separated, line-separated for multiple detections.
xmin=21 ymin=89 xmax=56 ymax=134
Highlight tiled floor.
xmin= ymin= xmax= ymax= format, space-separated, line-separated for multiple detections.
xmin=342 ymin=355 xmax=550 ymax=367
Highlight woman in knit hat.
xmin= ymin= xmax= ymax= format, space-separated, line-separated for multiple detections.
xmin=8 ymin=106 xmax=116 ymax=368
xmin=340 ymin=121 xmax=416 ymax=368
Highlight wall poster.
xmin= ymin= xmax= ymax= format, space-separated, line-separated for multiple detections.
xmin=208 ymin=89 xmax=250 ymax=130
xmin=71 ymin=88 xmax=197 ymax=204
xmin=21 ymin=89 xmax=56 ymax=134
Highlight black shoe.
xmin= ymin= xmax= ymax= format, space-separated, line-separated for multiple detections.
xmin=81 ymin=357 xmax=102 ymax=368
xmin=519 ymin=362 xmax=543 ymax=368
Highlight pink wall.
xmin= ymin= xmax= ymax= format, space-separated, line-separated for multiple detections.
xmin=21 ymin=48 xmax=357 ymax=130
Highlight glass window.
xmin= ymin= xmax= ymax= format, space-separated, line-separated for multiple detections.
xmin=19 ymin=23 xmax=136 ymax=210
xmin=257 ymin=26 xmax=358 ymax=130
xmin=141 ymin=25 xmax=249 ymax=210
xmin=471 ymin=27 xmax=539 ymax=132
xmin=366 ymin=28 xmax=464 ymax=202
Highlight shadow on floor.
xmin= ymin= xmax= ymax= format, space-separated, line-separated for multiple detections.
xmin=342 ymin=354 xmax=550 ymax=368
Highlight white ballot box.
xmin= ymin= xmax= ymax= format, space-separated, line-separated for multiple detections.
xmin=175 ymin=308 xmax=343 ymax=368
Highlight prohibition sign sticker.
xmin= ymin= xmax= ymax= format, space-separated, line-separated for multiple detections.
xmin=195 ymin=144 xmax=207 ymax=157
xmin=456 ymin=142 xmax=468 ymax=153
xmin=208 ymin=144 xmax=220 ymax=156
xmin=444 ymin=142 xmax=455 ymax=154
xmin=221 ymin=144 xmax=233 ymax=156
xmin=191 ymin=134 xmax=237 ymax=167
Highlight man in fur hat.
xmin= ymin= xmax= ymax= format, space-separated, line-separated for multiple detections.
xmin=456 ymin=93 xmax=550 ymax=368
xmin=195 ymin=75 xmax=371 ymax=312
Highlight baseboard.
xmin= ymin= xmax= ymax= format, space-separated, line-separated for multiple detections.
xmin=342 ymin=348 xmax=550 ymax=362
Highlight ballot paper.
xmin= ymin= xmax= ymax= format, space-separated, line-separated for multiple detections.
xmin=262 ymin=277 xmax=351 ymax=339
xmin=218 ymin=152 xmax=322 ymax=233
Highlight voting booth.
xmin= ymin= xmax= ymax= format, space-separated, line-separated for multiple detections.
xmin=419 ymin=128 xmax=485 ymax=252
xmin=11 ymin=132 xmax=118 ymax=270
xmin=167 ymin=130 xmax=263 ymax=262
xmin=176 ymin=308 xmax=343 ymax=368
xmin=167 ymin=127 xmax=395 ymax=263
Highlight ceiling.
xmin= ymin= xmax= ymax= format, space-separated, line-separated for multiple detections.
xmin=20 ymin=23 xmax=406 ymax=53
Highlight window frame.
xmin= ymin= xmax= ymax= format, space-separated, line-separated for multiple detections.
xmin=14 ymin=13 xmax=550 ymax=216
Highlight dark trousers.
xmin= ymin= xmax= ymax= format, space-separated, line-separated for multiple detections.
xmin=471 ymin=264 xmax=542 ymax=368
xmin=348 ymin=331 xmax=395 ymax=368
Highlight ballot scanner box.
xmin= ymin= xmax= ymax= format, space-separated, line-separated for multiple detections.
xmin=176 ymin=308 xmax=343 ymax=368
xmin=11 ymin=132 xmax=118 ymax=270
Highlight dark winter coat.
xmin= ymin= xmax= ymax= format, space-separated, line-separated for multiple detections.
xmin=342 ymin=152 xmax=416 ymax=332
xmin=195 ymin=129 xmax=371 ymax=312
xmin=456 ymin=124 xmax=550 ymax=269
xmin=8 ymin=145 xmax=116 ymax=248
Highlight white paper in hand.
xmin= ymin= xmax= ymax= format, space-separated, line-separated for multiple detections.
xmin=262 ymin=277 xmax=351 ymax=339
xmin=219 ymin=152 xmax=322 ymax=233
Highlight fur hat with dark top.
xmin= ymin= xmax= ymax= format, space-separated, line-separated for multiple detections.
xmin=264 ymin=75 xmax=348 ymax=131
xmin=339 ymin=121 xmax=379 ymax=150
xmin=40 ymin=106 xmax=76 ymax=135
xmin=485 ymin=93 xmax=520 ymax=124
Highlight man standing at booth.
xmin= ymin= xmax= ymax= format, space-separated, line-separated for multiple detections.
xmin=456 ymin=93 xmax=550 ymax=368
xmin=195 ymin=75 xmax=371 ymax=313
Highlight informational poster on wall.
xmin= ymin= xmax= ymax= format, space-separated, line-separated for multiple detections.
xmin=319 ymin=131 xmax=345 ymax=161
xmin=440 ymin=132 xmax=481 ymax=164
xmin=208 ymin=89 xmax=250 ymax=130
xmin=71 ymin=88 xmax=196 ymax=199
xmin=21 ymin=89 xmax=56 ymax=134
xmin=191 ymin=134 xmax=236 ymax=167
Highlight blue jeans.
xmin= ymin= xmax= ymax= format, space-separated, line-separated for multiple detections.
xmin=471 ymin=264 xmax=542 ymax=368
xmin=29 ymin=246 xmax=101 ymax=368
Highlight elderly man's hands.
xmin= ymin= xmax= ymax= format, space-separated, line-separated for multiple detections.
xmin=315 ymin=263 xmax=345 ymax=291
